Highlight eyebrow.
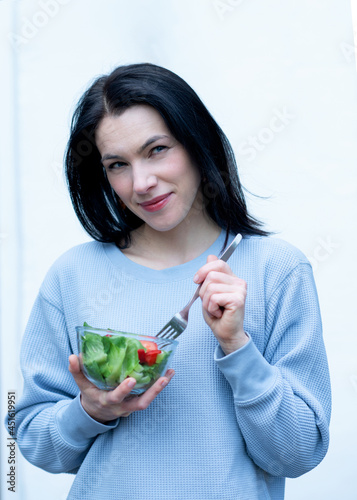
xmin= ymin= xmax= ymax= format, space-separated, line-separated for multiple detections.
xmin=101 ymin=134 xmax=170 ymax=163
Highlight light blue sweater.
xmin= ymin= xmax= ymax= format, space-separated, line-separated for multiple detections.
xmin=14 ymin=232 xmax=331 ymax=499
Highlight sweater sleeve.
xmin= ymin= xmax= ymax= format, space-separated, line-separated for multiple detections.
xmin=14 ymin=294 xmax=119 ymax=473
xmin=214 ymin=262 xmax=331 ymax=478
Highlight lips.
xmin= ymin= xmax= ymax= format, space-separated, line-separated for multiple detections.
xmin=139 ymin=193 xmax=172 ymax=212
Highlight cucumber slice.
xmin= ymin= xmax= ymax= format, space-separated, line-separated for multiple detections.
xmin=139 ymin=375 xmax=151 ymax=384
xmin=156 ymin=351 xmax=170 ymax=365
xmin=134 ymin=363 xmax=144 ymax=373
xmin=129 ymin=370 xmax=144 ymax=382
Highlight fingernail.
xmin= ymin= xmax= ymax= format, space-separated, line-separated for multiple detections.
xmin=161 ymin=379 xmax=168 ymax=388
xmin=127 ymin=378 xmax=136 ymax=388
xmin=193 ymin=274 xmax=199 ymax=283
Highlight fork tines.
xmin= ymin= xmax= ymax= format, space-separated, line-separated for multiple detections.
xmin=156 ymin=313 xmax=187 ymax=339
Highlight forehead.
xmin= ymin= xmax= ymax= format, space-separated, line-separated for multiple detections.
xmin=95 ymin=105 xmax=170 ymax=152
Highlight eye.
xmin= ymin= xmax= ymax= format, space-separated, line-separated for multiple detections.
xmin=106 ymin=161 xmax=126 ymax=171
xmin=151 ymin=145 xmax=167 ymax=155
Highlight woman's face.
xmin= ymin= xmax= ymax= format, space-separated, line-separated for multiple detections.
xmin=95 ymin=105 xmax=203 ymax=233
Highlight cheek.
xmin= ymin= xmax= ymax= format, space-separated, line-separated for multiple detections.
xmin=185 ymin=167 xmax=202 ymax=194
xmin=175 ymin=156 xmax=201 ymax=188
xmin=108 ymin=176 xmax=129 ymax=199
xmin=184 ymin=157 xmax=201 ymax=188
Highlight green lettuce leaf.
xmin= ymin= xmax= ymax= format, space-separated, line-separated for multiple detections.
xmin=119 ymin=338 xmax=142 ymax=382
xmin=82 ymin=333 xmax=107 ymax=366
xmin=84 ymin=359 xmax=105 ymax=384
xmin=102 ymin=339 xmax=127 ymax=385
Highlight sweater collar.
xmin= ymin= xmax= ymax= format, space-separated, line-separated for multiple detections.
xmin=102 ymin=229 xmax=230 ymax=283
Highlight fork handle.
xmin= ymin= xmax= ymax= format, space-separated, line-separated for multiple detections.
xmin=182 ymin=233 xmax=243 ymax=312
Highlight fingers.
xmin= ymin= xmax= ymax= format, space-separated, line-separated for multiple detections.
xmin=194 ymin=255 xmax=233 ymax=285
xmin=194 ymin=256 xmax=243 ymax=322
xmin=105 ymin=377 xmax=138 ymax=405
xmin=194 ymin=256 xmax=247 ymax=349
xmin=69 ymin=354 xmax=175 ymax=422
xmin=194 ymin=255 xmax=246 ymax=297
xmin=120 ymin=369 xmax=175 ymax=415
xmin=202 ymin=285 xmax=236 ymax=317
xmin=198 ymin=268 xmax=246 ymax=311
xmin=204 ymin=289 xmax=246 ymax=319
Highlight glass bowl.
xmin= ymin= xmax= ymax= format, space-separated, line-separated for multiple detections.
xmin=76 ymin=325 xmax=178 ymax=395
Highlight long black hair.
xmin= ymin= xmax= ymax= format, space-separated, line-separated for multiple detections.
xmin=65 ymin=63 xmax=269 ymax=248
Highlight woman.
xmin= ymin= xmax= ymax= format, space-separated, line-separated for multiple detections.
xmin=14 ymin=63 xmax=331 ymax=499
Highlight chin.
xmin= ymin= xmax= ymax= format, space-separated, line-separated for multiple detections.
xmin=146 ymin=217 xmax=188 ymax=233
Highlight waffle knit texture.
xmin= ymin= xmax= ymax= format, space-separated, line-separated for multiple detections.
xmin=12 ymin=232 xmax=331 ymax=500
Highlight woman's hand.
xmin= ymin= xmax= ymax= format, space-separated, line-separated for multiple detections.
xmin=194 ymin=255 xmax=249 ymax=355
xmin=69 ymin=355 xmax=175 ymax=423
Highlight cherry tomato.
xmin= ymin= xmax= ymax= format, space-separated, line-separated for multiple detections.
xmin=137 ymin=349 xmax=146 ymax=364
xmin=144 ymin=350 xmax=161 ymax=366
xmin=141 ymin=341 xmax=158 ymax=351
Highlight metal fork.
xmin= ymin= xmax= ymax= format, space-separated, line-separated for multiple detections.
xmin=156 ymin=233 xmax=243 ymax=340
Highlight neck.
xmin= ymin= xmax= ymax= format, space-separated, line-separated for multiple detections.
xmin=123 ymin=217 xmax=222 ymax=270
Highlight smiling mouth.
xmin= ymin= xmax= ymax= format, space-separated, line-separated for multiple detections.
xmin=139 ymin=193 xmax=172 ymax=212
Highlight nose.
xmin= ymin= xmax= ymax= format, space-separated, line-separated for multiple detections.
xmin=132 ymin=163 xmax=158 ymax=194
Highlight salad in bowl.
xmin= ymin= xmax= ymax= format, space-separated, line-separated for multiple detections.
xmin=76 ymin=323 xmax=178 ymax=395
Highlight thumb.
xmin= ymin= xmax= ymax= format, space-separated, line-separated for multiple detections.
xmin=69 ymin=354 xmax=93 ymax=391
xmin=69 ymin=354 xmax=81 ymax=373
xmin=207 ymin=254 xmax=219 ymax=263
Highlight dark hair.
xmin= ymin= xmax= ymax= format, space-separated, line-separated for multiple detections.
xmin=65 ymin=62 xmax=269 ymax=248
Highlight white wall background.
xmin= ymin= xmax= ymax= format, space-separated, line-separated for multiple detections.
xmin=1 ymin=1 xmax=356 ymax=499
